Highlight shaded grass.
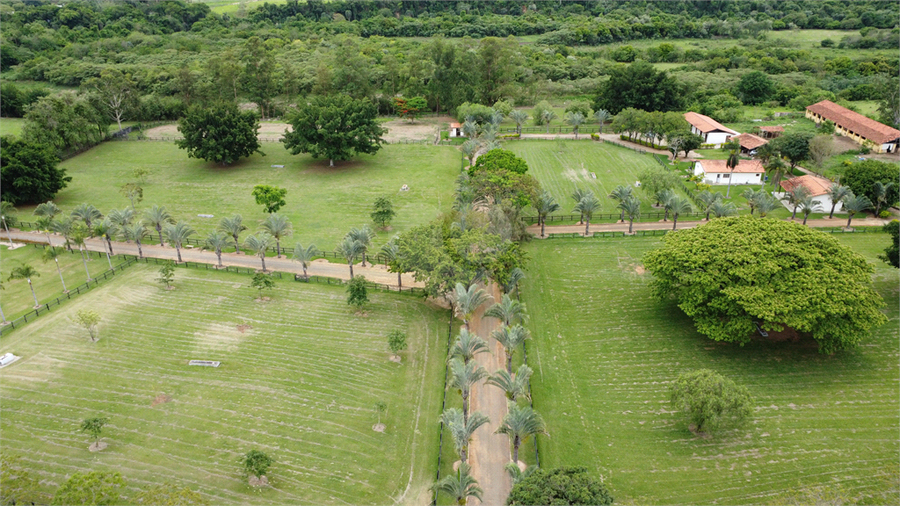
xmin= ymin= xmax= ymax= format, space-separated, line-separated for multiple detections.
xmin=521 ymin=233 xmax=899 ymax=504
xmin=44 ymin=141 xmax=459 ymax=252
xmin=0 ymin=264 xmax=447 ymax=505
xmin=0 ymin=117 xmax=25 ymax=138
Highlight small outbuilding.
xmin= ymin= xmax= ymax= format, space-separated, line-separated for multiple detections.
xmin=449 ymin=122 xmax=464 ymax=138
xmin=778 ymin=175 xmax=840 ymax=213
xmin=730 ymin=133 xmax=768 ymax=155
xmin=757 ymin=126 xmax=784 ymax=139
xmin=693 ymin=159 xmax=764 ymax=186
xmin=684 ymin=112 xmax=740 ymax=148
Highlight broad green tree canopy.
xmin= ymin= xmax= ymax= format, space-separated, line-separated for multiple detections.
xmin=176 ymin=103 xmax=262 ymax=165
xmin=643 ymin=216 xmax=887 ymax=353
xmin=282 ymin=95 xmax=385 ymax=167
xmin=506 ymin=467 xmax=613 ymax=506
xmin=0 ymin=136 xmax=69 ymax=205
xmin=842 ymin=160 xmax=900 ymax=205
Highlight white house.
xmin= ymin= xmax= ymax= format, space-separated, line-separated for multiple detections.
xmin=806 ymin=100 xmax=900 ymax=154
xmin=693 ymin=159 xmax=764 ymax=186
xmin=449 ymin=122 xmax=464 ymax=138
xmin=778 ymin=175 xmax=842 ymax=213
xmin=684 ymin=112 xmax=740 ymax=147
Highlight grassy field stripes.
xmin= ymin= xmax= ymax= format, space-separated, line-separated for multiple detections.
xmin=0 ymin=265 xmax=448 ymax=505
xmin=521 ymin=233 xmax=899 ymax=504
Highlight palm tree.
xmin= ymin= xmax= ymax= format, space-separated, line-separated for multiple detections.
xmin=336 ymin=235 xmax=364 ymax=278
xmin=709 ymin=200 xmax=737 ymax=218
xmin=487 ymin=364 xmax=533 ymax=401
xmin=571 ymin=187 xmax=589 ymax=224
xmin=618 ymin=196 xmax=642 ymax=234
xmin=608 ymin=185 xmax=634 ymax=222
xmin=491 ymin=324 xmax=530 ymax=374
xmin=462 ymin=118 xmax=478 ymax=138
xmin=496 ymin=402 xmax=548 ymax=464
xmin=125 ymin=222 xmax=148 ymax=259
xmin=741 ymin=188 xmax=759 ymax=215
xmin=799 ymin=194 xmax=821 ymax=225
xmin=379 ymin=239 xmax=402 ymax=289
xmin=541 ymin=109 xmax=557 ymax=133
xmin=787 ymin=185 xmax=811 ymax=221
xmin=725 ymin=150 xmax=739 ymax=198
xmin=71 ymin=224 xmax=92 ymax=281
xmin=594 ymin=109 xmax=611 ymax=134
xmin=451 ymin=282 xmax=493 ymax=330
xmin=0 ymin=201 xmax=16 ymax=247
xmin=347 ymin=225 xmax=375 ymax=266
xmin=696 ymin=190 xmax=722 ymax=220
xmin=108 ymin=208 xmax=135 ymax=229
xmin=206 ymin=231 xmax=231 ymax=268
xmin=448 ymin=357 xmax=489 ymax=424
xmin=42 ymin=246 xmax=68 ymax=292
xmin=71 ymin=203 xmax=102 ymax=233
xmin=51 ymin=217 xmax=75 ymax=251
xmin=260 ymin=213 xmax=292 ymax=258
xmin=461 ymin=139 xmax=479 ymax=167
xmin=218 ymin=214 xmax=247 ymax=254
xmin=842 ymin=193 xmax=873 ymax=229
xmin=534 ymin=191 xmax=560 ymax=238
xmin=441 ymin=408 xmax=489 ymax=464
xmin=505 ymin=267 xmax=525 ymax=296
xmin=754 ymin=193 xmax=778 ymax=218
xmin=33 ymin=201 xmax=61 ymax=239
xmin=432 ymin=463 xmax=482 ymax=506
xmin=243 ymin=233 xmax=273 ymax=272
xmin=873 ymin=181 xmax=894 ymax=217
xmin=565 ymin=111 xmax=585 ymax=139
xmin=827 ymin=183 xmax=852 ymax=219
xmin=144 ymin=205 xmax=173 ymax=247
xmin=292 ymin=243 xmax=319 ymax=281
xmin=8 ymin=265 xmax=41 ymax=307
xmin=657 ymin=188 xmax=677 ymax=220
xmin=766 ymin=157 xmax=788 ymax=190
xmin=449 ymin=329 xmax=491 ymax=365
xmin=510 ymin=110 xmax=528 ymax=135
xmin=163 ymin=222 xmax=196 ymax=263
xmin=573 ymin=192 xmax=601 ymax=236
xmin=668 ymin=197 xmax=693 ymax=230
xmin=485 ymin=294 xmax=528 ymax=327
xmin=94 ymin=218 xmax=119 ymax=256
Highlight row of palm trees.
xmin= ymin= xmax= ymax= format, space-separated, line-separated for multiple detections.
xmin=434 ymin=282 xmax=547 ymax=505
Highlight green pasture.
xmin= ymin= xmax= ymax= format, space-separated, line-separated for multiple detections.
xmin=507 ymin=140 xmax=697 ymax=218
xmin=0 ymin=118 xmax=25 ymax=138
xmin=1 ymin=243 xmax=114 ymax=321
xmin=0 ymin=264 xmax=447 ymax=505
xmin=521 ymin=233 xmax=899 ymax=504
xmin=43 ymin=141 xmax=459 ymax=252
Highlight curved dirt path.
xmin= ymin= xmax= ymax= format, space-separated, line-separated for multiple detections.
xmin=4 ymin=230 xmax=421 ymax=288
xmin=466 ymin=282 xmax=513 ymax=505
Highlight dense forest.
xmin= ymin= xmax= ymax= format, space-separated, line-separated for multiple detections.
xmin=1 ymin=0 xmax=897 ymax=150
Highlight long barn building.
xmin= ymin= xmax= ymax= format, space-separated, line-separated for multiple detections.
xmin=805 ymin=100 xmax=900 ymax=154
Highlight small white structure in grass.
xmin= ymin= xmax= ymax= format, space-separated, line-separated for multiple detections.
xmin=684 ymin=112 xmax=740 ymax=148
xmin=449 ymin=123 xmax=464 ymax=138
xmin=400 ymin=184 xmax=409 ymax=191
xmin=0 ymin=353 xmax=20 ymax=368
xmin=693 ymin=159 xmax=764 ymax=186
xmin=777 ymin=175 xmax=840 ymax=213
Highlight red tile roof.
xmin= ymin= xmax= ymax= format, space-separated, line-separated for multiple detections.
xmin=758 ymin=126 xmax=784 ymax=133
xmin=449 ymin=123 xmax=462 ymax=128
xmin=806 ymin=100 xmax=900 ymax=144
xmin=697 ymin=159 xmax=763 ymax=174
xmin=731 ymin=133 xmax=768 ymax=151
xmin=780 ymin=175 xmax=833 ymax=197
xmin=684 ymin=112 xmax=739 ymax=135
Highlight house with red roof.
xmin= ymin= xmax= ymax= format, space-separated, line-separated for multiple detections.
xmin=684 ymin=112 xmax=740 ymax=147
xmin=805 ymin=100 xmax=900 ymax=153
xmin=693 ymin=159 xmax=764 ymax=186
xmin=449 ymin=122 xmax=464 ymax=138
xmin=778 ymin=175 xmax=841 ymax=213
xmin=730 ymin=133 xmax=768 ymax=155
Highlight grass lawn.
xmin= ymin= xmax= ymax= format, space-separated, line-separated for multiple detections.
xmin=0 ymin=117 xmax=25 ymax=138
xmin=1 ymin=243 xmax=115 ymax=321
xmin=42 ymin=141 xmax=460 ymax=252
xmin=507 ymin=140 xmax=697 ymax=219
xmin=521 ymin=233 xmax=899 ymax=504
xmin=0 ymin=264 xmax=448 ymax=505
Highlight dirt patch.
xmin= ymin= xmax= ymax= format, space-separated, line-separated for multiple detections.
xmin=381 ymin=116 xmax=454 ymax=143
xmin=255 ymin=296 xmax=271 ymax=303
xmin=354 ymin=310 xmax=369 ymax=317
xmin=151 ymin=394 xmax=172 ymax=406
xmin=389 ymin=355 xmax=402 ymax=363
xmin=236 ymin=324 xmax=253 ymax=333
xmin=144 ymin=122 xmax=290 ymax=142
xmin=89 ymin=441 xmax=108 ymax=452
xmin=248 ymin=475 xmax=269 ymax=487
xmin=372 ymin=423 xmax=386 ymax=433
xmin=634 ymin=265 xmax=646 ymax=275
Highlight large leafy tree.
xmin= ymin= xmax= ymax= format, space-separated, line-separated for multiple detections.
xmin=881 ymin=220 xmax=899 ymax=268
xmin=51 ymin=472 xmax=124 ymax=506
xmin=841 ymin=160 xmax=900 ymax=205
xmin=772 ymin=132 xmax=812 ymax=169
xmin=282 ymin=95 xmax=385 ymax=167
xmin=670 ymin=369 xmax=753 ymax=434
xmin=735 ymin=70 xmax=775 ymax=105
xmin=0 ymin=136 xmax=69 ymax=205
xmin=176 ymin=102 xmax=262 ymax=165
xmin=506 ymin=467 xmax=613 ymax=506
xmin=22 ymin=91 xmax=105 ymax=156
xmin=643 ymin=216 xmax=887 ymax=353
xmin=594 ymin=60 xmax=683 ymax=115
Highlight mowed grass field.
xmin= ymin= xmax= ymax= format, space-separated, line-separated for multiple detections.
xmin=0 ymin=265 xmax=448 ymax=504
xmin=522 ymin=233 xmax=899 ymax=504
xmin=42 ymin=141 xmax=460 ymax=251
xmin=1 ymin=244 xmax=115 ymax=321
xmin=507 ymin=141 xmax=696 ymax=217
xmin=0 ymin=117 xmax=25 ymax=138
